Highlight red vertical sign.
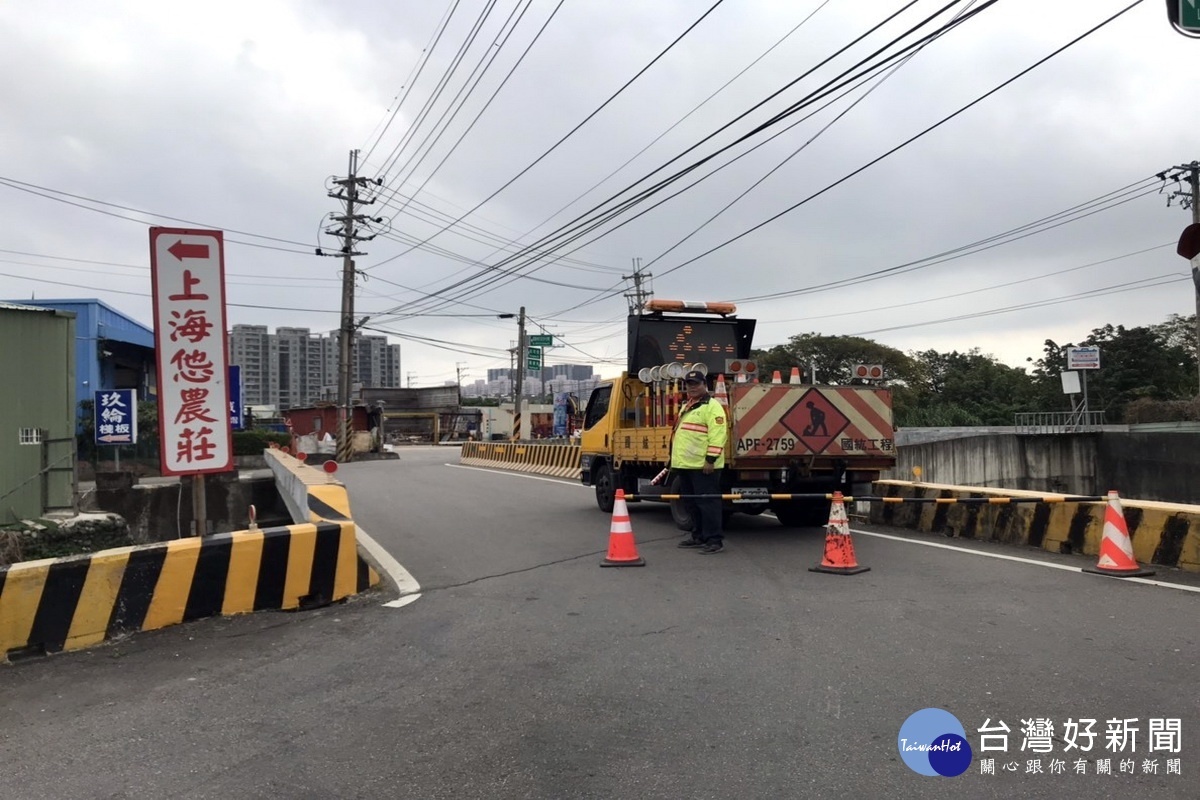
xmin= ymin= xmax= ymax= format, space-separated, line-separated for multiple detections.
xmin=149 ymin=227 xmax=234 ymax=475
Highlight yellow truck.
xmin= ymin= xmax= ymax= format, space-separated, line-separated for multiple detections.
xmin=579 ymin=301 xmax=896 ymax=528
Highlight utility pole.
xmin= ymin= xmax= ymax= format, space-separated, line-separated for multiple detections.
xmin=407 ymin=371 xmax=417 ymax=388
xmin=1164 ymin=161 xmax=1200 ymax=395
xmin=456 ymin=362 xmax=467 ymax=403
xmin=1189 ymin=163 xmax=1199 ymax=396
xmin=623 ymin=257 xmax=652 ymax=313
xmin=321 ymin=149 xmax=384 ymax=463
xmin=513 ymin=307 xmax=526 ymax=441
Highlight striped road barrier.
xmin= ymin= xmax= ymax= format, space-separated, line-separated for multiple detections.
xmin=0 ymin=519 xmax=374 ymax=662
xmin=0 ymin=451 xmax=383 ymax=663
xmin=618 ymin=483 xmax=1200 ymax=574
xmin=870 ymin=481 xmax=1200 ymax=573
xmin=459 ymin=441 xmax=580 ymax=479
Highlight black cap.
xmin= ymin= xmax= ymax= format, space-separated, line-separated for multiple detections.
xmin=683 ymin=370 xmax=706 ymax=384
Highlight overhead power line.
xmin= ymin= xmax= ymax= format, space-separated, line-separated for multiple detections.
xmin=364 ymin=0 xmax=729 ymax=275
xmin=0 ymin=176 xmax=314 ymax=254
xmin=846 ymin=273 xmax=1190 ymax=337
xmin=383 ymin=0 xmax=992 ymax=321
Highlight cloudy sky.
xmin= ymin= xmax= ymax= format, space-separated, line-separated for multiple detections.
xmin=1 ymin=0 xmax=1196 ymax=387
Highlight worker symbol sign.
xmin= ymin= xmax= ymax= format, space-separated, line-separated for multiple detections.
xmin=782 ymin=390 xmax=849 ymax=453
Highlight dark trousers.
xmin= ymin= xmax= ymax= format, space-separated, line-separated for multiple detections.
xmin=678 ymin=468 xmax=722 ymax=544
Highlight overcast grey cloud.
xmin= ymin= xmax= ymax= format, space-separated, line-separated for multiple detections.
xmin=1 ymin=0 xmax=1196 ymax=387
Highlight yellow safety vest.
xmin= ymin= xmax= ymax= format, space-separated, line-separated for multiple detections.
xmin=670 ymin=396 xmax=727 ymax=469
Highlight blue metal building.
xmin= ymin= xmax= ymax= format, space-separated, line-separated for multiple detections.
xmin=8 ymin=299 xmax=156 ymax=406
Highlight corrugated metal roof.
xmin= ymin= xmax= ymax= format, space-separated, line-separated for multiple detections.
xmin=0 ymin=300 xmax=53 ymax=312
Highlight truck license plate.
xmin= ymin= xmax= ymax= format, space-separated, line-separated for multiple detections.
xmin=732 ymin=486 xmax=770 ymax=504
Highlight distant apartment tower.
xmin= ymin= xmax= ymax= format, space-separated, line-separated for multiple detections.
xmin=486 ymin=364 xmax=593 ymax=383
xmin=230 ymin=324 xmax=271 ymax=405
xmin=231 ymin=325 xmax=401 ymax=410
xmin=274 ymin=327 xmax=324 ymax=410
xmin=328 ymin=331 xmax=402 ymax=391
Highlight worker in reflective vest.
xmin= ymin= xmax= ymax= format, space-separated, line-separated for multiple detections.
xmin=669 ymin=369 xmax=727 ymax=554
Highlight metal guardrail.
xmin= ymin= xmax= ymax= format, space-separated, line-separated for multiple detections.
xmin=1013 ymin=411 xmax=1106 ymax=435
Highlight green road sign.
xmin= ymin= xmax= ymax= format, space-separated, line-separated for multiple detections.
xmin=529 ymin=334 xmax=553 ymax=347
xmin=527 ymin=346 xmax=543 ymax=370
xmin=1183 ymin=0 xmax=1200 ymax=30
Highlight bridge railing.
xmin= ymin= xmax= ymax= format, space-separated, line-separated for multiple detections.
xmin=1013 ymin=411 xmax=1106 ymax=435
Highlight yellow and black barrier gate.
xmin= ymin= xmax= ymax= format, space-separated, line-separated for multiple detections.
xmin=620 ymin=486 xmax=1200 ymax=574
xmin=622 ymin=493 xmax=1108 ymax=503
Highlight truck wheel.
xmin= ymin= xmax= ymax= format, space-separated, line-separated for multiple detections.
xmin=771 ymin=500 xmax=830 ymax=528
xmin=668 ymin=473 xmax=695 ymax=531
xmin=594 ymin=464 xmax=615 ymax=513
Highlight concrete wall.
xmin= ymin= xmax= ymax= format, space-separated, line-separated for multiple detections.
xmin=885 ymin=432 xmax=1200 ymax=505
xmin=90 ymin=473 xmax=291 ymax=541
xmin=1098 ymin=433 xmax=1200 ymax=506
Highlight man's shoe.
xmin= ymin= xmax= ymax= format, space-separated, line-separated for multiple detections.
xmin=698 ymin=542 xmax=724 ymax=554
xmin=677 ymin=538 xmax=704 ymax=548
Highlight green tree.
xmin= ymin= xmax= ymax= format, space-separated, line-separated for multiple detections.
xmin=751 ymin=333 xmax=916 ymax=385
xmin=1151 ymin=313 xmax=1197 ymax=366
xmin=1029 ymin=322 xmax=1195 ymax=422
xmin=905 ymin=348 xmax=1038 ymax=425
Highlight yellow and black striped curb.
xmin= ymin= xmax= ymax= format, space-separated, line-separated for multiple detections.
xmin=870 ymin=480 xmax=1200 ymax=572
xmin=460 ymin=441 xmax=580 ymax=479
xmin=262 ymin=448 xmax=382 ymax=592
xmin=0 ymin=519 xmax=375 ymax=662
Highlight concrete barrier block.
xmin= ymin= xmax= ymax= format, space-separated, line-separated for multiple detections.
xmin=871 ymin=480 xmax=1200 ymax=573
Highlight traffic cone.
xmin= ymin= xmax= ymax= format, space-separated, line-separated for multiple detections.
xmin=771 ymin=370 xmax=782 ymax=384
xmin=789 ymin=367 xmax=802 ymax=385
xmin=809 ymin=492 xmax=870 ymax=575
xmin=714 ymin=374 xmax=729 ymax=408
xmin=1083 ymin=491 xmax=1154 ymax=578
xmin=601 ymin=489 xmax=645 ymax=567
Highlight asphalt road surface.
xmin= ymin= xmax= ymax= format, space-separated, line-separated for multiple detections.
xmin=1 ymin=446 xmax=1197 ymax=799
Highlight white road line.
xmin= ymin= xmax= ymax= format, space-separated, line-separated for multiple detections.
xmin=444 ymin=463 xmax=589 ymax=487
xmin=435 ymin=472 xmax=1200 ymax=595
xmin=850 ymin=527 xmax=1200 ymax=595
xmin=382 ymin=593 xmax=423 ymax=609
xmin=355 ymin=523 xmax=423 ymax=608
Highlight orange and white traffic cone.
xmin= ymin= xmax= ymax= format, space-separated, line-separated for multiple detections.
xmin=1082 ymin=491 xmax=1154 ymax=578
xmin=714 ymin=374 xmax=729 ymax=408
xmin=789 ymin=367 xmax=802 ymax=385
xmin=601 ymin=489 xmax=645 ymax=567
xmin=809 ymin=492 xmax=870 ymax=575
xmin=771 ymin=370 xmax=782 ymax=384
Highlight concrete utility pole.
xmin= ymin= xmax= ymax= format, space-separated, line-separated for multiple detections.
xmin=322 ymin=150 xmax=387 ymax=462
xmin=513 ymin=307 xmax=526 ymax=441
xmin=455 ymin=362 xmax=467 ymax=403
xmin=623 ymin=257 xmax=652 ymax=313
xmin=1190 ymin=164 xmax=1200 ymax=396
xmin=1166 ymin=161 xmax=1200 ymax=395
